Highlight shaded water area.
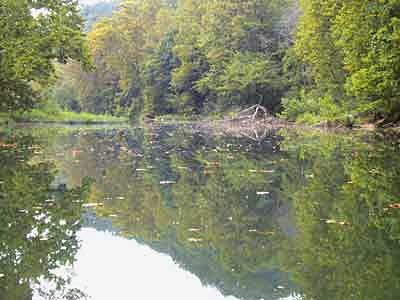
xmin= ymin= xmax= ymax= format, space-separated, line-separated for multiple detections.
xmin=0 ymin=124 xmax=400 ymax=300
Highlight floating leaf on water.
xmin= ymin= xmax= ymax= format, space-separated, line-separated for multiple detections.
xmin=178 ymin=166 xmax=190 ymax=170
xmin=257 ymin=192 xmax=270 ymax=195
xmin=260 ymin=231 xmax=275 ymax=235
xmin=205 ymin=161 xmax=220 ymax=167
xmin=136 ymin=168 xmax=147 ymax=172
xmin=249 ymin=169 xmax=275 ymax=173
xmin=82 ymin=203 xmax=103 ymax=208
xmin=248 ymin=229 xmax=257 ymax=233
xmin=0 ymin=143 xmax=17 ymax=148
xmin=71 ymin=149 xmax=82 ymax=158
xmin=322 ymin=219 xmax=350 ymax=226
xmin=325 ymin=219 xmax=337 ymax=224
xmin=188 ymin=238 xmax=203 ymax=243
xmin=160 ymin=181 xmax=176 ymax=185
xmin=389 ymin=203 xmax=400 ymax=209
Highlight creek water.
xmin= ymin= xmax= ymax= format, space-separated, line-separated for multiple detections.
xmin=0 ymin=124 xmax=399 ymax=300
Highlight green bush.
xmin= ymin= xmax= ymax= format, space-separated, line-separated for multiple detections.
xmin=281 ymin=90 xmax=345 ymax=124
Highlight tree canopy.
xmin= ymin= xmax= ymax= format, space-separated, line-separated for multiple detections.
xmin=2 ymin=0 xmax=400 ymax=124
xmin=0 ymin=0 xmax=90 ymax=112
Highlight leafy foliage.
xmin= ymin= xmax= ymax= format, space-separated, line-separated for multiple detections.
xmin=0 ymin=0 xmax=90 ymax=112
xmin=5 ymin=0 xmax=399 ymax=123
xmin=53 ymin=0 xmax=292 ymax=119
xmin=288 ymin=0 xmax=400 ymax=123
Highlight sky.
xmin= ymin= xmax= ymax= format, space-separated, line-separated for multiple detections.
xmin=79 ymin=0 xmax=112 ymax=5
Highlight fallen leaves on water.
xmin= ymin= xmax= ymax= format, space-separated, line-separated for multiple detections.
xmin=249 ymin=169 xmax=275 ymax=173
xmin=71 ymin=149 xmax=82 ymax=158
xmin=0 ymin=142 xmax=17 ymax=148
xmin=82 ymin=203 xmax=104 ymax=208
xmin=321 ymin=219 xmax=350 ymax=226
xmin=205 ymin=161 xmax=220 ymax=167
xmin=368 ymin=169 xmax=383 ymax=175
xmin=187 ymin=238 xmax=203 ymax=243
xmin=389 ymin=203 xmax=400 ymax=209
xmin=160 ymin=180 xmax=176 ymax=185
xmin=383 ymin=203 xmax=400 ymax=212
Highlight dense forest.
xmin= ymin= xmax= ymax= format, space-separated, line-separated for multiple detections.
xmin=1 ymin=0 xmax=400 ymax=125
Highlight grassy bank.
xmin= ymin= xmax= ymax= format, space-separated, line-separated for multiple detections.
xmin=0 ymin=110 xmax=127 ymax=125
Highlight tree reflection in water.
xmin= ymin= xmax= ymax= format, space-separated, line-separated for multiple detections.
xmin=0 ymin=132 xmax=91 ymax=300
xmin=2 ymin=126 xmax=399 ymax=300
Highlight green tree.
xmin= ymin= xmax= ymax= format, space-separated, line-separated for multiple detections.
xmin=290 ymin=0 xmax=400 ymax=123
xmin=0 ymin=0 xmax=90 ymax=112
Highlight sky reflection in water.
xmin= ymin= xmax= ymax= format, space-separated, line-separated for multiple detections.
xmin=66 ymin=228 xmax=239 ymax=300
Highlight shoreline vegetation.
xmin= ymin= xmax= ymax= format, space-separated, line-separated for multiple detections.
xmin=1 ymin=1 xmax=400 ymax=130
xmin=0 ymin=110 xmax=127 ymax=125
xmin=1 ymin=106 xmax=399 ymax=135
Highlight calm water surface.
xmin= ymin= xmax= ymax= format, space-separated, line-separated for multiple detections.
xmin=0 ymin=125 xmax=399 ymax=300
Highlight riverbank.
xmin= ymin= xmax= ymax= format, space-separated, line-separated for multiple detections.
xmin=150 ymin=113 xmax=400 ymax=137
xmin=0 ymin=110 xmax=127 ymax=125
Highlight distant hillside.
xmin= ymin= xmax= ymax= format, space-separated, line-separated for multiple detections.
xmin=80 ymin=0 xmax=121 ymax=31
